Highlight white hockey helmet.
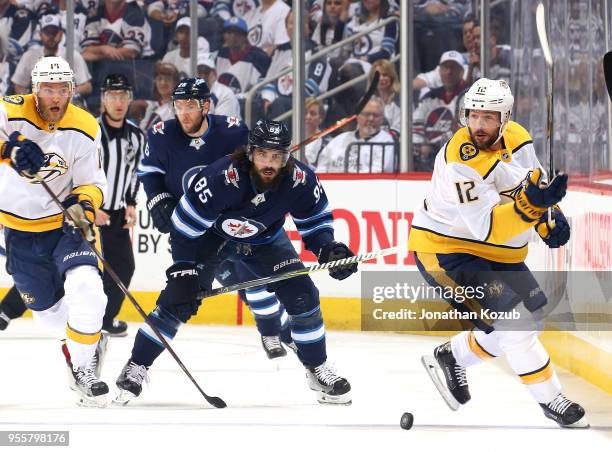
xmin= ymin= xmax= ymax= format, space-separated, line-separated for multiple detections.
xmin=31 ymin=56 xmax=74 ymax=93
xmin=459 ymin=78 xmax=514 ymax=144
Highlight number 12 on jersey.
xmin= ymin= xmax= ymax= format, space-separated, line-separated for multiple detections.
xmin=455 ymin=181 xmax=479 ymax=204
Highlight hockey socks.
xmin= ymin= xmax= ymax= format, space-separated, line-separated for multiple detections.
xmin=131 ymin=306 xmax=181 ymax=367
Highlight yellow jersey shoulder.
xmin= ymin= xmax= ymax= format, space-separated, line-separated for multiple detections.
xmin=445 ymin=127 xmax=499 ymax=178
xmin=1 ymin=94 xmax=99 ymax=141
xmin=445 ymin=122 xmax=533 ymax=179
xmin=59 ymin=103 xmax=99 ymax=142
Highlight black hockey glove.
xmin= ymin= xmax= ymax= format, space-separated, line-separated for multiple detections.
xmin=1 ymin=131 xmax=45 ymax=177
xmin=536 ymin=207 xmax=570 ymax=248
xmin=318 ymin=241 xmax=358 ymax=281
xmin=147 ymin=192 xmax=177 ymax=233
xmin=62 ymin=195 xmax=96 ymax=243
xmin=514 ymin=169 xmax=568 ymax=222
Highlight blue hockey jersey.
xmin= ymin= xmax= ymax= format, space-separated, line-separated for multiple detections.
xmin=171 ymin=155 xmax=335 ymax=253
xmin=136 ymin=114 xmax=248 ymax=199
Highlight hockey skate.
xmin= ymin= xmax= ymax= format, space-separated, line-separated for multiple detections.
xmin=261 ymin=335 xmax=287 ymax=359
xmin=0 ymin=309 xmax=10 ymax=330
xmin=113 ymin=359 xmax=150 ymax=406
xmin=306 ymin=362 xmax=352 ymax=405
xmin=102 ymin=319 xmax=128 ymax=337
xmin=540 ymin=393 xmax=590 ymax=428
xmin=421 ymin=341 xmax=471 ymax=411
xmin=63 ymin=333 xmax=110 ymax=407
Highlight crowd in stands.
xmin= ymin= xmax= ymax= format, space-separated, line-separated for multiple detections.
xmin=0 ymin=0 xmax=513 ymax=173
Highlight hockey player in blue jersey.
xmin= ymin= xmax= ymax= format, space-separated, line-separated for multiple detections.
xmin=116 ymin=119 xmax=357 ymax=405
xmin=135 ymin=78 xmax=291 ymax=358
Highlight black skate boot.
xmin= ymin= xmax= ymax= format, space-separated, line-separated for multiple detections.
xmin=62 ymin=335 xmax=110 ymax=407
xmin=113 ymin=359 xmax=150 ymax=406
xmin=540 ymin=393 xmax=589 ymax=428
xmin=261 ymin=335 xmax=287 ymax=359
xmin=102 ymin=319 xmax=128 ymax=337
xmin=0 ymin=309 xmax=10 ymax=331
xmin=306 ymin=362 xmax=351 ymax=405
xmin=422 ymin=341 xmax=470 ymax=411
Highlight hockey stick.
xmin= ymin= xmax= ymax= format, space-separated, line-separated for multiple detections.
xmin=34 ymin=175 xmax=226 ymax=409
xmin=289 ymin=71 xmax=381 ymax=154
xmin=201 ymin=246 xmax=398 ymax=300
xmin=536 ymin=2 xmax=555 ymax=226
xmin=603 ymin=51 xmax=612 ymax=101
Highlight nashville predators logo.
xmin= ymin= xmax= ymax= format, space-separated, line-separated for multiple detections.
xmin=2 ymin=95 xmax=24 ymax=105
xmin=486 ymin=280 xmax=504 ymax=298
xmin=459 ymin=143 xmax=478 ymax=161
xmin=26 ymin=152 xmax=68 ymax=183
xmin=18 ymin=291 xmax=36 ymax=305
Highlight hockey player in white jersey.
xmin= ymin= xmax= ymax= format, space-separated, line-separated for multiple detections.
xmin=0 ymin=56 xmax=109 ymax=407
xmin=408 ymin=78 xmax=588 ymax=428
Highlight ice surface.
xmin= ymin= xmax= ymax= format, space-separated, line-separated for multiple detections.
xmin=1 ymin=320 xmax=610 ymax=451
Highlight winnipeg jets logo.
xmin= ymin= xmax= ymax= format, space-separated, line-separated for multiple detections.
xmin=189 ymin=138 xmax=205 ymax=150
xmin=152 ymin=122 xmax=165 ymax=135
xmin=226 ymin=116 xmax=240 ymax=128
xmin=251 ymin=193 xmax=266 ymax=206
xmin=223 ymin=163 xmax=240 ymax=188
xmin=292 ymin=167 xmax=307 ymax=188
xmin=221 ymin=219 xmax=259 ymax=238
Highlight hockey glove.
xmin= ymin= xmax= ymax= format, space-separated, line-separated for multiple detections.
xmin=62 ymin=195 xmax=96 ymax=243
xmin=318 ymin=241 xmax=358 ymax=281
xmin=514 ymin=168 xmax=568 ymax=222
xmin=147 ymin=192 xmax=177 ymax=233
xmin=1 ymin=131 xmax=45 ymax=177
xmin=536 ymin=207 xmax=570 ymax=248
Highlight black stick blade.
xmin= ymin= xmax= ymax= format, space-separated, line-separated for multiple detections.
xmin=355 ymin=71 xmax=380 ymax=115
xmin=207 ymin=396 xmax=227 ymax=409
xmin=604 ymin=51 xmax=612 ymax=102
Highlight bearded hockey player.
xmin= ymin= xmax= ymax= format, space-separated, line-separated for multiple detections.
xmin=408 ymin=78 xmax=588 ymax=428
xmin=0 ymin=56 xmax=109 ymax=407
xmin=133 ymin=78 xmax=291 ymax=366
xmin=117 ymin=119 xmax=357 ymax=405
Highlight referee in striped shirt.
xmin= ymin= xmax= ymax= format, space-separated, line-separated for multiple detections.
xmin=95 ymin=74 xmax=146 ymax=336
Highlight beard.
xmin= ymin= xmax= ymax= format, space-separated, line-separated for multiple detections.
xmin=250 ymin=166 xmax=286 ymax=191
xmin=38 ymin=101 xmax=69 ymax=123
xmin=180 ymin=115 xmax=205 ymax=135
xmin=468 ymin=127 xmax=498 ymax=150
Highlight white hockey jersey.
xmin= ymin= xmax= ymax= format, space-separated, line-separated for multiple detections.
xmin=244 ymin=0 xmax=290 ymax=52
xmin=319 ymin=129 xmax=396 ymax=173
xmin=408 ymin=121 xmax=543 ymax=263
xmin=0 ymin=94 xmax=106 ymax=232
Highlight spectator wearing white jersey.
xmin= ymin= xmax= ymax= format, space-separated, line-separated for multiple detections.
xmin=318 ymin=96 xmax=396 ymax=173
xmin=81 ymin=0 xmax=154 ymax=62
xmin=196 ymin=52 xmax=241 ymax=119
xmin=130 ymin=61 xmax=179 ymax=131
xmin=303 ymin=97 xmax=331 ymax=171
xmin=369 ymin=59 xmax=400 ymax=133
xmin=162 ymin=16 xmax=210 ymax=78
xmin=343 ymin=0 xmax=399 ymax=64
xmin=311 ymin=0 xmax=349 ymax=63
xmin=216 ymin=16 xmax=271 ymax=98
xmin=32 ymin=0 xmax=89 ymax=53
xmin=12 ymin=14 xmax=92 ymax=95
xmin=244 ymin=0 xmax=290 ymax=56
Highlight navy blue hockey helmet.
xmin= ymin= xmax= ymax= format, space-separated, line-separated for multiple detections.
xmin=247 ymin=119 xmax=292 ymax=166
xmin=172 ymin=77 xmax=211 ymax=102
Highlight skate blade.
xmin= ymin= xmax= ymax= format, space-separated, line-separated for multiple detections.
xmin=316 ymin=392 xmax=352 ymax=405
xmin=76 ymin=393 xmax=108 ymax=408
xmin=112 ymin=389 xmax=138 ymax=406
xmin=105 ymin=331 xmax=128 ymax=338
xmin=421 ymin=355 xmax=461 ymax=411
xmin=561 ymin=417 xmax=590 ymax=429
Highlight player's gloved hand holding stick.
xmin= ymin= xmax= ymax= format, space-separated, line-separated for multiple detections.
xmin=514 ymin=168 xmax=568 ymax=222
xmin=62 ymin=195 xmax=96 ymax=243
xmin=536 ymin=206 xmax=570 ymax=248
xmin=1 ymin=131 xmax=45 ymax=177
xmin=317 ymin=241 xmax=358 ymax=280
xmin=147 ymin=192 xmax=177 ymax=233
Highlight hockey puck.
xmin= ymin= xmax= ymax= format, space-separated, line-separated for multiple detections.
xmin=400 ymin=412 xmax=414 ymax=430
